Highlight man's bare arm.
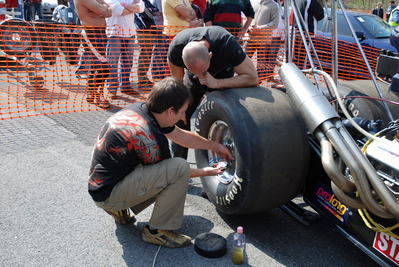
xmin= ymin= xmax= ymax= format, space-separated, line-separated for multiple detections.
xmin=195 ymin=56 xmax=258 ymax=89
xmin=84 ymin=0 xmax=112 ymax=18
xmin=239 ymin=17 xmax=253 ymax=37
xmin=91 ymin=0 xmax=112 ymax=18
xmin=166 ymin=127 xmax=234 ymax=161
xmin=168 ymin=59 xmax=185 ymax=82
xmin=175 ymin=4 xmax=195 ymax=22
xmin=121 ymin=0 xmax=145 ymax=15
xmin=189 ymin=17 xmax=203 ymax=27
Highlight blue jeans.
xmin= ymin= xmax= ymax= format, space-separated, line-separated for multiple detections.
xmin=30 ymin=3 xmax=43 ymax=20
xmin=151 ymin=29 xmax=169 ymax=81
xmin=106 ymin=36 xmax=135 ymax=94
xmin=24 ymin=2 xmax=31 ymax=21
xmin=264 ymin=37 xmax=283 ymax=75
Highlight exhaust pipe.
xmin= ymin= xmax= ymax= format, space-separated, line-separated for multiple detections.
xmin=279 ymin=63 xmax=399 ymax=220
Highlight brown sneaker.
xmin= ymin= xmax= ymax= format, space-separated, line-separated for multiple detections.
xmin=105 ymin=209 xmax=135 ymax=225
xmin=142 ymin=225 xmax=192 ymax=248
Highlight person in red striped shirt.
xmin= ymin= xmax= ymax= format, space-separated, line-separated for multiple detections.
xmin=203 ymin=0 xmax=254 ymax=39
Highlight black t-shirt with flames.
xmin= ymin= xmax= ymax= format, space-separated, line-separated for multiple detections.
xmin=88 ymin=102 xmax=174 ymax=202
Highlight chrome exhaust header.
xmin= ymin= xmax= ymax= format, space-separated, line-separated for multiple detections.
xmin=279 ymin=63 xmax=399 ymax=220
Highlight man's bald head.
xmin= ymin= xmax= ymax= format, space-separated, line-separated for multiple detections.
xmin=182 ymin=41 xmax=211 ymax=75
xmin=182 ymin=41 xmax=210 ymax=66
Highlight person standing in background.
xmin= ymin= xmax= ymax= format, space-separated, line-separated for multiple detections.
xmin=291 ymin=0 xmax=323 ymax=69
xmin=68 ymin=0 xmax=75 ymax=9
xmin=388 ymin=3 xmax=399 ymax=26
xmin=246 ymin=0 xmax=279 ymax=78
xmin=372 ymin=2 xmax=384 ymax=19
xmin=268 ymin=0 xmax=284 ymax=81
xmin=203 ymin=0 xmax=255 ymax=39
xmin=74 ymin=0 xmax=112 ymax=108
xmin=30 ymin=0 xmax=43 ymax=20
xmin=192 ymin=0 xmax=205 ymax=14
xmin=150 ymin=0 xmax=167 ymax=81
xmin=386 ymin=1 xmax=397 ymax=22
xmin=157 ymin=0 xmax=195 ymax=78
xmin=189 ymin=0 xmax=203 ymax=27
xmin=105 ymin=0 xmax=145 ymax=99
xmin=134 ymin=0 xmax=159 ymax=89
xmin=52 ymin=0 xmax=68 ymax=20
xmin=23 ymin=0 xmax=31 ymax=20
xmin=162 ymin=0 xmax=195 ymax=37
xmin=152 ymin=0 xmax=163 ymax=26
xmin=296 ymin=0 xmax=323 ymax=34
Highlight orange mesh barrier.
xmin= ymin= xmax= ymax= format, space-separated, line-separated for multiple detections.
xmin=0 ymin=22 xmax=380 ymax=120
xmin=290 ymin=30 xmax=380 ymax=80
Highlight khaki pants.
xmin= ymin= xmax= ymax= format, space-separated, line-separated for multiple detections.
xmin=95 ymin=157 xmax=190 ymax=230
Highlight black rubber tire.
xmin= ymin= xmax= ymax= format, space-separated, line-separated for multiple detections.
xmin=0 ymin=19 xmax=35 ymax=57
xmin=194 ymin=87 xmax=310 ymax=214
xmin=337 ymin=80 xmax=399 ymax=127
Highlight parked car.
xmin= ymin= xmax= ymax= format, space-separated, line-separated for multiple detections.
xmin=317 ymin=10 xmax=397 ymax=53
xmin=294 ymin=10 xmax=396 ymax=79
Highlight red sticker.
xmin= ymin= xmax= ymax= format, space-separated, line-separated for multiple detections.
xmin=373 ymin=231 xmax=399 ymax=265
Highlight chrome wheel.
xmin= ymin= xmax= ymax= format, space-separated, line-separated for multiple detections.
xmin=207 ymin=120 xmax=235 ymax=184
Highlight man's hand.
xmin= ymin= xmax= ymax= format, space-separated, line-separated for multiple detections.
xmin=249 ymin=25 xmax=260 ymax=34
xmin=193 ymin=72 xmax=219 ymax=88
xmin=215 ymin=143 xmax=234 ymax=161
xmin=178 ymin=14 xmax=192 ymax=22
xmin=202 ymin=165 xmax=227 ymax=176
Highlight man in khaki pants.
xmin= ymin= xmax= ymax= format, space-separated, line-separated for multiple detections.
xmin=88 ymin=77 xmax=233 ymax=248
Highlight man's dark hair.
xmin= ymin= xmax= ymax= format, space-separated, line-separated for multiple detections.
xmin=391 ymin=1 xmax=395 ymax=4
xmin=146 ymin=77 xmax=193 ymax=113
xmin=58 ymin=0 xmax=68 ymax=5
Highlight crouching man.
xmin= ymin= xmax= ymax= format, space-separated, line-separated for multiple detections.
xmin=88 ymin=77 xmax=233 ymax=248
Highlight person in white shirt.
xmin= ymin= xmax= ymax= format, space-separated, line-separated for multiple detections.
xmin=105 ymin=0 xmax=145 ymax=99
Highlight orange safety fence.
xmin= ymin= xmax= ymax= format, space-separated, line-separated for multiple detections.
xmin=0 ymin=21 xmax=380 ymax=120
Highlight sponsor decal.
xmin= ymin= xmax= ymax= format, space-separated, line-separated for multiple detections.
xmin=215 ymin=175 xmax=243 ymax=206
xmin=194 ymin=100 xmax=214 ymax=133
xmin=373 ymin=231 xmax=399 ymax=265
xmin=315 ymin=183 xmax=349 ymax=223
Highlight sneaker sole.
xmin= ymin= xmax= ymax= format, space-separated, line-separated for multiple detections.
xmin=142 ymin=232 xmax=191 ymax=248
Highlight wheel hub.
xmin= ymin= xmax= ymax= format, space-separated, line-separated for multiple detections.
xmin=207 ymin=120 xmax=235 ymax=184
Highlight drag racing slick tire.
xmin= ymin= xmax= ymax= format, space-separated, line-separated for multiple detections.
xmin=194 ymin=87 xmax=310 ymax=214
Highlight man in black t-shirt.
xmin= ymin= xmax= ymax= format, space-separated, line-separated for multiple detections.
xmin=167 ymin=26 xmax=258 ymax=159
xmin=88 ymin=77 xmax=233 ymax=248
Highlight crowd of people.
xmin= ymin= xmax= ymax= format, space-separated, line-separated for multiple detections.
xmin=372 ymin=1 xmax=399 ymax=24
xmin=13 ymin=0 xmax=292 ymax=108
xmin=5 ymin=0 xmax=328 ymax=109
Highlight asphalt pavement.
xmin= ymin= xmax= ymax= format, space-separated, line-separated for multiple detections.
xmin=0 ymin=107 xmax=381 ymax=267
